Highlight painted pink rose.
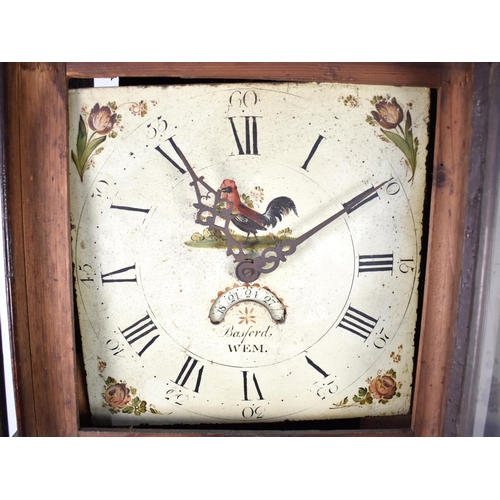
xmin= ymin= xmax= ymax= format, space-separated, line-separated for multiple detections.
xmin=104 ymin=383 xmax=131 ymax=409
xmin=369 ymin=375 xmax=397 ymax=400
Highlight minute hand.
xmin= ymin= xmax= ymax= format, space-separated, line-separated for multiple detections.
xmin=293 ymin=178 xmax=391 ymax=247
xmin=236 ymin=179 xmax=392 ymax=282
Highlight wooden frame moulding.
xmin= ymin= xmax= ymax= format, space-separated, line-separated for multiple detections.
xmin=3 ymin=62 xmax=473 ymax=436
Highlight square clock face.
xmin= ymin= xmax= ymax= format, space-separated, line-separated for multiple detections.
xmin=69 ymin=82 xmax=430 ymax=427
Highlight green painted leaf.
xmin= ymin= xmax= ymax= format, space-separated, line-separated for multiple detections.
xmin=87 ymin=135 xmax=107 ymax=153
xmin=78 ymin=135 xmax=107 ymax=178
xmin=381 ymin=129 xmax=409 ymax=156
xmin=76 ymin=115 xmax=87 ymax=158
xmin=404 ymin=110 xmax=412 ymax=138
xmin=406 ymin=123 xmax=413 ymax=148
xmin=241 ymin=194 xmax=254 ymax=209
xmin=71 ymin=150 xmax=83 ymax=180
xmin=381 ymin=129 xmax=417 ymax=178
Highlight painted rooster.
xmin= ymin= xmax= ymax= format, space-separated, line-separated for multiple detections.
xmin=219 ymin=179 xmax=298 ymax=242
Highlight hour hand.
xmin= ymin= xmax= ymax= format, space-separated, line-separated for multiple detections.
xmin=164 ymin=138 xmax=248 ymax=258
xmin=235 ymin=179 xmax=392 ymax=282
xmin=165 ymin=137 xmax=218 ymax=208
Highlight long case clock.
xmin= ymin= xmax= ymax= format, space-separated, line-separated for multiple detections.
xmin=3 ymin=63 xmax=473 ymax=436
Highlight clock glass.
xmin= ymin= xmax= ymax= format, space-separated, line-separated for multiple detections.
xmin=69 ymin=82 xmax=430 ymax=426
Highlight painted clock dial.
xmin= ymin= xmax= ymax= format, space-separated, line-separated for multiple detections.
xmin=69 ymin=82 xmax=429 ymax=426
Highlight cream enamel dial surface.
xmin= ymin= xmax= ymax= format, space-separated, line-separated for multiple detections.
xmin=69 ymin=83 xmax=429 ymax=425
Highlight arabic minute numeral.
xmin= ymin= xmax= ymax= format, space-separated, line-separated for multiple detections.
xmin=146 ymin=116 xmax=168 ymax=140
xmin=399 ymin=258 xmax=415 ymax=273
xmin=241 ymin=406 xmax=265 ymax=419
xmin=373 ymin=328 xmax=391 ymax=349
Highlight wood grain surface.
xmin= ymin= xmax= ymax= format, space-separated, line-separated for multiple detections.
xmin=412 ymin=64 xmax=474 ymax=436
xmin=4 ymin=63 xmax=78 ymax=436
xmin=67 ymin=62 xmax=450 ymax=87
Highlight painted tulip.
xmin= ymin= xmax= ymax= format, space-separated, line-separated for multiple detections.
xmin=88 ymin=103 xmax=117 ymax=135
xmin=371 ymin=97 xmax=404 ymax=129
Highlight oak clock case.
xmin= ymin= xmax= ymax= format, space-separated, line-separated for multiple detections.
xmin=69 ymin=83 xmax=429 ymax=426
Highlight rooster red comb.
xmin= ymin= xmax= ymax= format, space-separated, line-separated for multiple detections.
xmin=220 ymin=179 xmax=237 ymax=193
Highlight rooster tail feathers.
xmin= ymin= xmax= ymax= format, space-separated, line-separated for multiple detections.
xmin=263 ymin=196 xmax=298 ymax=227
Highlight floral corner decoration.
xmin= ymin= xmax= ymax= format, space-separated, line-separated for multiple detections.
xmin=340 ymin=94 xmax=360 ymax=108
xmin=71 ymin=103 xmax=118 ymax=181
xmin=367 ymin=96 xmax=419 ymax=183
xmin=331 ymin=368 xmax=402 ymax=410
xmin=98 ymin=360 xmax=161 ymax=416
xmin=71 ymin=100 xmax=153 ymax=181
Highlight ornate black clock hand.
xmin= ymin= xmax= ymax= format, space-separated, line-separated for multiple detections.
xmin=235 ymin=179 xmax=393 ymax=282
xmin=167 ymin=137 xmax=253 ymax=265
